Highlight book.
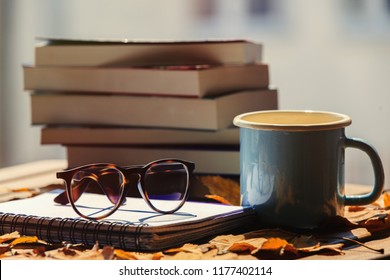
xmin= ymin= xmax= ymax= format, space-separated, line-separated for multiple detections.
xmin=35 ymin=38 xmax=263 ymax=67
xmin=66 ymin=145 xmax=240 ymax=174
xmin=30 ymin=89 xmax=278 ymax=130
xmin=41 ymin=126 xmax=240 ymax=145
xmin=0 ymin=190 xmax=258 ymax=251
xmin=23 ymin=64 xmax=269 ymax=98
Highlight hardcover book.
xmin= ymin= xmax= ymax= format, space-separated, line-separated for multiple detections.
xmin=66 ymin=145 xmax=240 ymax=174
xmin=41 ymin=126 xmax=240 ymax=145
xmin=35 ymin=38 xmax=262 ymax=67
xmin=23 ymin=64 xmax=269 ymax=98
xmin=30 ymin=89 xmax=278 ymax=130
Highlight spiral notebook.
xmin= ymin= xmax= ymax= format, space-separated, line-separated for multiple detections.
xmin=0 ymin=190 xmax=258 ymax=251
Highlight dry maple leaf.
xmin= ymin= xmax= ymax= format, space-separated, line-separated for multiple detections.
xmin=197 ymin=175 xmax=240 ymax=206
xmin=228 ymin=238 xmax=267 ymax=254
xmin=261 ymin=237 xmax=289 ymax=251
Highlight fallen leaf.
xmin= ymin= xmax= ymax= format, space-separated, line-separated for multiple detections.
xmin=261 ymin=238 xmax=289 ymax=251
xmin=0 ymin=231 xmax=20 ymax=243
xmin=204 ymin=194 xmax=232 ymax=205
xmin=291 ymin=235 xmax=319 ymax=249
xmin=102 ymin=246 xmax=115 ymax=260
xmin=197 ymin=176 xmax=240 ymax=206
xmin=162 ymin=251 xmax=203 ymax=260
xmin=228 ymin=238 xmax=267 ymax=254
xmin=151 ymin=252 xmax=164 ymax=260
xmin=10 ymin=236 xmax=39 ymax=246
xmin=114 ymin=249 xmax=139 ymax=260
xmin=348 ymin=206 xmax=366 ymax=212
xmin=32 ymin=246 xmax=46 ymax=257
xmin=360 ymin=213 xmax=390 ymax=233
xmin=164 ymin=243 xmax=202 ymax=255
xmin=0 ymin=244 xmax=10 ymax=255
xmin=298 ymin=243 xmax=344 ymax=254
xmin=384 ymin=192 xmax=390 ymax=209
xmin=58 ymin=247 xmax=77 ymax=257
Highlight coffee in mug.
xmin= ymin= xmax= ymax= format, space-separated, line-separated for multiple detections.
xmin=233 ymin=110 xmax=384 ymax=229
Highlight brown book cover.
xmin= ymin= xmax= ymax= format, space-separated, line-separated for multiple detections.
xmin=35 ymin=38 xmax=262 ymax=67
xmin=23 ymin=64 xmax=269 ymax=98
xmin=30 ymin=89 xmax=278 ymax=130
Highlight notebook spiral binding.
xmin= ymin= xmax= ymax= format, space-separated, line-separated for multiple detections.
xmin=0 ymin=212 xmax=151 ymax=250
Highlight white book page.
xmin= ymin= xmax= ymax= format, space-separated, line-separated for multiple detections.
xmin=0 ymin=190 xmax=246 ymax=227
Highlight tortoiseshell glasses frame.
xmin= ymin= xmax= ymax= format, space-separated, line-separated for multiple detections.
xmin=55 ymin=159 xmax=195 ymax=220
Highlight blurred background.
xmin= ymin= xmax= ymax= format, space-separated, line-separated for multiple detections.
xmin=0 ymin=0 xmax=389 ymax=188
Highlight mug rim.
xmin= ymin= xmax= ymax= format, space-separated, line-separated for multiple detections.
xmin=233 ymin=110 xmax=352 ymax=131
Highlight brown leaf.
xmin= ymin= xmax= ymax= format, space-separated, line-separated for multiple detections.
xmin=197 ymin=176 xmax=240 ymax=206
xmin=360 ymin=213 xmax=390 ymax=233
xmin=58 ymin=247 xmax=77 ymax=256
xmin=228 ymin=238 xmax=267 ymax=254
xmin=32 ymin=246 xmax=46 ymax=257
xmin=102 ymin=246 xmax=115 ymax=260
xmin=0 ymin=244 xmax=11 ymax=255
xmin=348 ymin=206 xmax=366 ymax=212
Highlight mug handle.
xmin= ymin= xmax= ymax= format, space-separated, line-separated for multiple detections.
xmin=344 ymin=137 xmax=385 ymax=205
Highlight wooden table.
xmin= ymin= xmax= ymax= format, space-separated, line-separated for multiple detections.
xmin=0 ymin=160 xmax=389 ymax=260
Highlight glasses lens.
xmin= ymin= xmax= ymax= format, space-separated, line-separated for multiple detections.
xmin=144 ymin=161 xmax=189 ymax=212
xmin=69 ymin=166 xmax=125 ymax=219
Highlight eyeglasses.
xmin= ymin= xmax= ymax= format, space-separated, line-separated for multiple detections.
xmin=54 ymin=159 xmax=195 ymax=220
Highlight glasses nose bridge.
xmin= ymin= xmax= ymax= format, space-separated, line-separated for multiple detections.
xmin=122 ymin=167 xmax=143 ymax=186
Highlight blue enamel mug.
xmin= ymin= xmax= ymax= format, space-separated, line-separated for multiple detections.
xmin=233 ymin=110 xmax=385 ymax=229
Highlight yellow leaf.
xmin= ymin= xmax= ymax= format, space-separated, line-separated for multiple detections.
xmin=261 ymin=237 xmax=289 ymax=251
xmin=114 ymin=249 xmax=139 ymax=260
xmin=204 ymin=194 xmax=232 ymax=205
xmin=10 ymin=236 xmax=39 ymax=246
xmin=152 ymin=252 xmax=164 ymax=260
xmin=384 ymin=192 xmax=390 ymax=208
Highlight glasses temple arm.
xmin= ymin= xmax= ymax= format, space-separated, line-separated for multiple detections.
xmin=53 ymin=190 xmax=70 ymax=205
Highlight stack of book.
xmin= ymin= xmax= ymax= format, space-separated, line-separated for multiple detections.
xmin=23 ymin=38 xmax=278 ymax=175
